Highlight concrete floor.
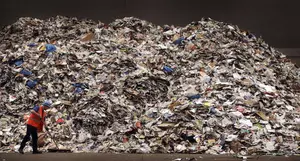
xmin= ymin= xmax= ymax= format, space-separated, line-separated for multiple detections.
xmin=0 ymin=153 xmax=299 ymax=161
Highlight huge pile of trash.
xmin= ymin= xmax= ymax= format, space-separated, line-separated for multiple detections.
xmin=0 ymin=16 xmax=299 ymax=155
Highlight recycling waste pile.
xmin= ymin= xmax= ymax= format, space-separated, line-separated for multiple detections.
xmin=0 ymin=16 xmax=299 ymax=155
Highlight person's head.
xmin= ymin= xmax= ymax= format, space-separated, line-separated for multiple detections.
xmin=42 ymin=100 xmax=52 ymax=109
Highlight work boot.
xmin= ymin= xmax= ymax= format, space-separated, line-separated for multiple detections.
xmin=32 ymin=150 xmax=42 ymax=154
xmin=18 ymin=148 xmax=24 ymax=154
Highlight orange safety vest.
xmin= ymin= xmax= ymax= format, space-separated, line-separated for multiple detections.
xmin=27 ymin=106 xmax=46 ymax=132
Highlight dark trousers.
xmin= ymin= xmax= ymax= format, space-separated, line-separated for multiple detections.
xmin=20 ymin=124 xmax=38 ymax=152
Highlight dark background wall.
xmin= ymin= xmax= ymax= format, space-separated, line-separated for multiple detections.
xmin=1 ymin=0 xmax=300 ymax=64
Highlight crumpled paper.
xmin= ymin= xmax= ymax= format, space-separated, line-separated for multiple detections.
xmin=0 ymin=16 xmax=299 ymax=155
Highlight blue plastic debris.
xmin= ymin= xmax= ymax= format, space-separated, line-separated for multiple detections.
xmin=27 ymin=43 xmax=38 ymax=47
xmin=20 ymin=69 xmax=32 ymax=76
xmin=72 ymin=83 xmax=89 ymax=94
xmin=74 ymin=87 xmax=84 ymax=94
xmin=163 ymin=66 xmax=174 ymax=73
xmin=187 ymin=94 xmax=201 ymax=100
xmin=45 ymin=44 xmax=57 ymax=53
xmin=209 ymin=107 xmax=217 ymax=114
xmin=173 ymin=37 xmax=185 ymax=45
xmin=13 ymin=59 xmax=24 ymax=66
xmin=72 ymin=83 xmax=89 ymax=89
xmin=26 ymin=80 xmax=38 ymax=88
